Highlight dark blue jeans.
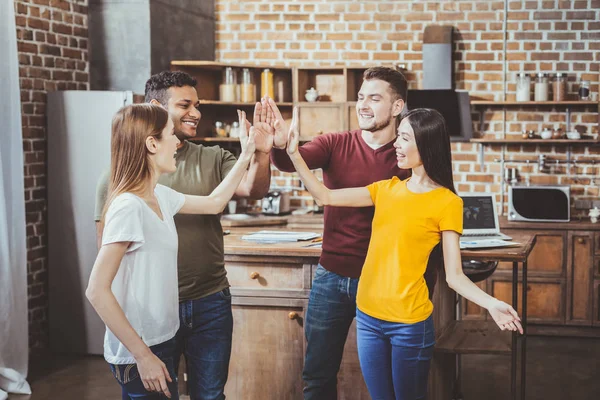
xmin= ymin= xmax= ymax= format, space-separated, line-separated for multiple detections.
xmin=356 ymin=309 xmax=435 ymax=400
xmin=174 ymin=288 xmax=233 ymax=400
xmin=303 ymin=264 xmax=359 ymax=400
xmin=109 ymin=337 xmax=179 ymax=400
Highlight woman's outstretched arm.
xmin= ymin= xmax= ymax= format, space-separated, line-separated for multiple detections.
xmin=286 ymin=107 xmax=373 ymax=208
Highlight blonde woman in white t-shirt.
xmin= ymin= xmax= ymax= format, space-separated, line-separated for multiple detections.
xmin=86 ymin=104 xmax=256 ymax=399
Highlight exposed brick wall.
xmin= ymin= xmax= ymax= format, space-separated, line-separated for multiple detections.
xmin=14 ymin=0 xmax=89 ymax=350
xmin=215 ymin=0 xmax=600 ymax=215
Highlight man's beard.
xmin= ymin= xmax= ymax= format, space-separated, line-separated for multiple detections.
xmin=360 ymin=115 xmax=393 ymax=132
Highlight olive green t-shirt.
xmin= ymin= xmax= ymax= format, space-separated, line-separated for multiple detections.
xmin=94 ymin=141 xmax=237 ymax=301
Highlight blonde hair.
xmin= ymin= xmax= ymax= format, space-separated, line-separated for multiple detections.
xmin=102 ymin=104 xmax=169 ymax=221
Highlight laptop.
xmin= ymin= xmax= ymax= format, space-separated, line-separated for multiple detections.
xmin=459 ymin=194 xmax=516 ymax=249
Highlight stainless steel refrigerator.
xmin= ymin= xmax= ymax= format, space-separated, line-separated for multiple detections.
xmin=48 ymin=90 xmax=133 ymax=354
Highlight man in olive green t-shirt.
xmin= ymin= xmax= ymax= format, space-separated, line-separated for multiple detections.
xmin=95 ymin=71 xmax=272 ymax=400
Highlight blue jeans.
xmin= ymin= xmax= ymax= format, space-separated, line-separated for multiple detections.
xmin=356 ymin=309 xmax=435 ymax=400
xmin=109 ymin=337 xmax=179 ymax=400
xmin=303 ymin=264 xmax=359 ymax=400
xmin=174 ymin=288 xmax=233 ymax=400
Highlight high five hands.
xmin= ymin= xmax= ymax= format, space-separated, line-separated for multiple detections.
xmin=238 ymin=96 xmax=299 ymax=154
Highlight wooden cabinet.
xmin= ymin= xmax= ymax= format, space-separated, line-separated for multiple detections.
xmin=491 ymin=279 xmax=564 ymax=324
xmin=226 ymin=299 xmax=307 ymax=399
xmin=567 ymin=231 xmax=594 ymax=325
xmin=462 ymin=231 xmax=567 ymax=324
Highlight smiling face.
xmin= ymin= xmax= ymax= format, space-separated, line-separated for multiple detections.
xmin=356 ymin=79 xmax=404 ymax=132
xmin=394 ymin=118 xmax=422 ymax=170
xmin=165 ymin=85 xmax=201 ymax=140
xmin=153 ymin=118 xmax=180 ymax=174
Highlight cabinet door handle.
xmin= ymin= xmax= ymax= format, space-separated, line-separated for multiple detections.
xmin=577 ymin=237 xmax=585 ymax=244
xmin=288 ymin=312 xmax=298 ymax=320
xmin=250 ymin=272 xmax=260 ymax=279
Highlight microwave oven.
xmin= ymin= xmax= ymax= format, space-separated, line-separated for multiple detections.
xmin=508 ymin=185 xmax=570 ymax=222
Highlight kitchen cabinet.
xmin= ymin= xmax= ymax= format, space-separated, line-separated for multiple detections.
xmin=566 ymin=231 xmax=594 ymax=325
xmin=461 ymin=223 xmax=600 ymax=334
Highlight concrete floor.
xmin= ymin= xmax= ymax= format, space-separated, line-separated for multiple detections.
xmin=8 ymin=336 xmax=600 ymax=400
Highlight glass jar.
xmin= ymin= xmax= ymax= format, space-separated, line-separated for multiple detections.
xmin=219 ymin=67 xmax=237 ymax=102
xmin=578 ymin=80 xmax=590 ymax=100
xmin=240 ymin=68 xmax=256 ymax=103
xmin=516 ymin=73 xmax=530 ymax=102
xmin=552 ymin=73 xmax=567 ymax=102
xmin=534 ymin=73 xmax=549 ymax=102
xmin=261 ymin=68 xmax=274 ymax=99
xmin=215 ymin=121 xmax=227 ymax=137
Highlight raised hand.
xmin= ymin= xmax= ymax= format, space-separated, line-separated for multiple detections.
xmin=252 ymin=98 xmax=275 ymax=149
xmin=267 ymin=97 xmax=289 ymax=149
xmin=488 ymin=299 xmax=523 ymax=334
xmin=239 ymin=109 xmax=272 ymax=153
xmin=286 ymin=107 xmax=300 ymax=155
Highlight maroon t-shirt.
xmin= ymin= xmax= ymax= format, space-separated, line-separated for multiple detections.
xmin=271 ymin=130 xmax=410 ymax=278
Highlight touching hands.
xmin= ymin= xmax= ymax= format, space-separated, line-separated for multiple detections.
xmin=250 ymin=98 xmax=275 ymax=153
xmin=237 ymin=109 xmax=256 ymax=160
xmin=488 ymin=299 xmax=523 ymax=334
xmin=266 ymin=97 xmax=289 ymax=149
xmin=286 ymin=107 xmax=300 ymax=155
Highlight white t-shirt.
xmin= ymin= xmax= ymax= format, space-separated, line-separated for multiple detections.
xmin=101 ymin=184 xmax=185 ymax=364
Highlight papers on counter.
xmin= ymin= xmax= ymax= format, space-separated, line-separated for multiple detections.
xmin=242 ymin=230 xmax=321 ymax=243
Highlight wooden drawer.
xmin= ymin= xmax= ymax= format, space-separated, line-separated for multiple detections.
xmin=595 ymin=258 xmax=600 ymax=279
xmin=596 ymin=233 xmax=600 ymax=255
xmin=491 ymin=278 xmax=565 ymax=325
xmin=226 ymin=262 xmax=311 ymax=292
xmin=498 ymin=232 xmax=565 ymax=276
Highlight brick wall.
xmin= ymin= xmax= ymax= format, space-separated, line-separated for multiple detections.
xmin=215 ymin=0 xmax=600 ymax=215
xmin=15 ymin=0 xmax=89 ymax=350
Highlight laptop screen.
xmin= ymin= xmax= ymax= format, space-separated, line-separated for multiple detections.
xmin=462 ymin=196 xmax=497 ymax=230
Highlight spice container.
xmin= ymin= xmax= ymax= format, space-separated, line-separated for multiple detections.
xmin=552 ymin=73 xmax=567 ymax=102
xmin=534 ymin=73 xmax=549 ymax=102
xmin=261 ymin=68 xmax=274 ymax=99
xmin=215 ymin=121 xmax=227 ymax=137
xmin=240 ymin=68 xmax=256 ymax=103
xmin=578 ymin=80 xmax=590 ymax=100
xmin=516 ymin=73 xmax=530 ymax=102
xmin=219 ymin=67 xmax=237 ymax=102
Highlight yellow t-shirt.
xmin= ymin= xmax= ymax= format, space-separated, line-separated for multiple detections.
xmin=357 ymin=177 xmax=463 ymax=324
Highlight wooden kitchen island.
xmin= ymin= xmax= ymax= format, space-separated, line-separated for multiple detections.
xmin=221 ymin=226 xmax=536 ymax=400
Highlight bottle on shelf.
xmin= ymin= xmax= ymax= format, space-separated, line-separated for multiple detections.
xmin=552 ymin=73 xmax=567 ymax=102
xmin=534 ymin=73 xmax=549 ymax=102
xmin=578 ymin=80 xmax=590 ymax=100
xmin=219 ymin=67 xmax=237 ymax=103
xmin=240 ymin=68 xmax=256 ymax=103
xmin=516 ymin=73 xmax=531 ymax=102
xmin=261 ymin=68 xmax=274 ymax=99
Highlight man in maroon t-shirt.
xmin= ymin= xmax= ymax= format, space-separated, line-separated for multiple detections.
xmin=269 ymin=67 xmax=411 ymax=399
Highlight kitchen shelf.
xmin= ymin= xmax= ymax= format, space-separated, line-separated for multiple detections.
xmin=191 ymin=136 xmax=313 ymax=143
xmin=435 ymin=320 xmax=512 ymax=355
xmin=471 ymin=100 xmax=598 ymax=107
xmin=199 ymin=100 xmax=294 ymax=107
xmin=471 ymin=138 xmax=600 ymax=145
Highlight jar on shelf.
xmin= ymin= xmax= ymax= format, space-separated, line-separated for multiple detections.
xmin=219 ymin=67 xmax=237 ymax=102
xmin=578 ymin=80 xmax=590 ymax=100
xmin=215 ymin=121 xmax=227 ymax=137
xmin=552 ymin=73 xmax=567 ymax=102
xmin=261 ymin=68 xmax=274 ymax=99
xmin=534 ymin=73 xmax=549 ymax=102
xmin=516 ymin=73 xmax=530 ymax=102
xmin=240 ymin=68 xmax=256 ymax=103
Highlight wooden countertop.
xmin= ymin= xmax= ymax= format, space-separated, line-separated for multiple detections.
xmin=286 ymin=213 xmax=600 ymax=231
xmin=223 ymin=226 xmax=537 ymax=262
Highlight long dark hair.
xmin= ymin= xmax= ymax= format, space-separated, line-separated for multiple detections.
xmin=403 ymin=108 xmax=456 ymax=194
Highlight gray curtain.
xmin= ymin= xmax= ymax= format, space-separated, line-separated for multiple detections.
xmin=0 ymin=1 xmax=32 ymax=398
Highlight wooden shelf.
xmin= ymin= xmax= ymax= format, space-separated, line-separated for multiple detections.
xmin=191 ymin=136 xmax=313 ymax=143
xmin=199 ymin=100 xmax=293 ymax=107
xmin=435 ymin=320 xmax=512 ymax=355
xmin=171 ymin=61 xmax=291 ymax=71
xmin=471 ymin=100 xmax=598 ymax=106
xmin=471 ymin=138 xmax=600 ymax=145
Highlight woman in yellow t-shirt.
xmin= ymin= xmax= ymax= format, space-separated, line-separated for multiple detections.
xmin=284 ymin=107 xmax=522 ymax=400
